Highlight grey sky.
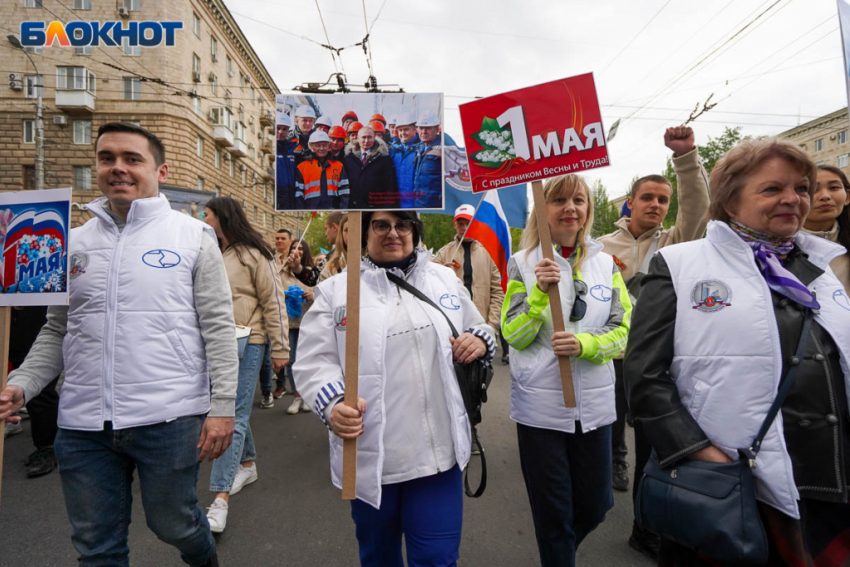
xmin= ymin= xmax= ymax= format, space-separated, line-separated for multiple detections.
xmin=226 ymin=0 xmax=847 ymax=198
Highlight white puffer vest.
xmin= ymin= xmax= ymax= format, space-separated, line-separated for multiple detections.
xmin=60 ymin=195 xmax=216 ymax=431
xmin=659 ymin=221 xmax=850 ymax=518
xmin=510 ymin=240 xmax=618 ymax=433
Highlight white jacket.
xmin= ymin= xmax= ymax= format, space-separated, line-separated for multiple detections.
xmin=659 ymin=221 xmax=850 ymax=518
xmin=60 ymin=195 xmax=216 ymax=430
xmin=509 ymin=240 xmax=621 ymax=433
xmin=295 ymin=249 xmax=496 ymax=508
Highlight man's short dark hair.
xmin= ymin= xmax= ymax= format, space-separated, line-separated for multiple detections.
xmin=325 ymin=211 xmax=343 ymax=227
xmin=96 ymin=122 xmax=166 ymax=166
xmin=276 ymin=228 xmax=292 ymax=237
xmin=630 ymin=174 xmax=672 ymax=199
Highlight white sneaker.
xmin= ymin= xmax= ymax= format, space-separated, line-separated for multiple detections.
xmin=300 ymin=398 xmax=312 ymax=413
xmin=230 ymin=462 xmax=258 ymax=496
xmin=260 ymin=393 xmax=274 ymax=409
xmin=287 ymin=398 xmax=303 ymax=415
xmin=206 ymin=498 xmax=228 ymax=533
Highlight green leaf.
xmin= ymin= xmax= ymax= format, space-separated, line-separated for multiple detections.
xmin=480 ymin=116 xmax=502 ymax=132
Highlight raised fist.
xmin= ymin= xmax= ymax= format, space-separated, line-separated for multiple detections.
xmin=664 ymin=127 xmax=695 ymax=157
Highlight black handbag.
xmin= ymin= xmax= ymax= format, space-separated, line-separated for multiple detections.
xmin=636 ymin=308 xmax=813 ymax=566
xmin=386 ymin=272 xmax=494 ymax=498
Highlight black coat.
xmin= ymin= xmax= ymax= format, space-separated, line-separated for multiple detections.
xmin=343 ymin=139 xmax=399 ymax=209
xmin=625 ymin=248 xmax=849 ymax=501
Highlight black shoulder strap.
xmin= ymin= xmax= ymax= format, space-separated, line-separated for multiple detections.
xmin=747 ymin=308 xmax=814 ymax=461
xmin=385 ymin=272 xmax=459 ymax=338
xmin=464 ymin=428 xmax=487 ymax=498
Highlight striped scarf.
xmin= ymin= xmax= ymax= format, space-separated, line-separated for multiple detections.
xmin=729 ymin=220 xmax=820 ymax=309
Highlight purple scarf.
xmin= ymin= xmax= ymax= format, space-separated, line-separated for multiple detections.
xmin=729 ymin=221 xmax=820 ymax=309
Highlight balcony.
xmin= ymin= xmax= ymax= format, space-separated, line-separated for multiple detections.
xmin=260 ymin=112 xmax=273 ymax=128
xmin=209 ymin=107 xmax=234 ymax=146
xmin=230 ymin=137 xmax=248 ymax=157
xmin=213 ymin=125 xmax=233 ymax=146
xmin=55 ymin=89 xmax=96 ymax=112
xmin=262 ymin=166 xmax=274 ymax=181
xmin=260 ymin=139 xmax=273 ymax=155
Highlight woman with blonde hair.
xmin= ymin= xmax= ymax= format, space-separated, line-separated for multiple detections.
xmin=501 ymin=175 xmax=632 ymax=567
xmin=318 ymin=214 xmax=349 ymax=283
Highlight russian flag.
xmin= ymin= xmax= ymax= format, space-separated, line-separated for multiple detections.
xmin=466 ymin=191 xmax=512 ymax=292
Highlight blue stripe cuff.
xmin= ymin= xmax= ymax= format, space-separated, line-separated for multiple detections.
xmin=315 ymin=381 xmax=345 ymax=428
xmin=467 ymin=327 xmax=496 ymax=366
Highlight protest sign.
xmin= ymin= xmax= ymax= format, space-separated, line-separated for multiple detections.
xmin=459 ymin=74 xmax=609 ymax=193
xmin=0 ymin=188 xmax=71 ymax=306
xmin=275 ymin=93 xmax=444 ymax=212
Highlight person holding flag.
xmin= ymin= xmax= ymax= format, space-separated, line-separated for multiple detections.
xmin=433 ymin=200 xmax=506 ymax=363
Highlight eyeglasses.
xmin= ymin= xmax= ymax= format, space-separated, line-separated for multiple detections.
xmin=570 ymin=279 xmax=588 ymax=322
xmin=370 ymin=219 xmax=414 ymax=237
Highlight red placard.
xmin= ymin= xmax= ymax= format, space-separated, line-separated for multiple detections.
xmin=459 ymin=74 xmax=610 ymax=193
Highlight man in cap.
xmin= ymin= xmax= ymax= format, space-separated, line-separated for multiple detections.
xmin=389 ymin=111 xmax=419 ymax=208
xmin=291 ymin=105 xmax=316 ymax=164
xmin=328 ymin=125 xmax=347 ymax=161
xmin=276 ymin=113 xmax=298 ymax=210
xmin=343 ymin=126 xmax=398 ymax=209
xmin=413 ymin=113 xmax=443 ymax=208
xmin=294 ymin=130 xmax=349 ymax=210
xmin=314 ymin=115 xmax=332 ymax=134
xmin=433 ymin=204 xmax=504 ymax=339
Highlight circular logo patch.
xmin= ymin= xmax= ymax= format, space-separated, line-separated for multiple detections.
xmin=691 ymin=280 xmax=732 ymax=313
xmin=834 ymin=289 xmax=850 ymax=311
xmin=142 ymin=249 xmax=182 ymax=269
xmin=69 ymin=252 xmax=88 ymax=279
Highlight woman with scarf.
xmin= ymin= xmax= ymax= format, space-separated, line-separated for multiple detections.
xmin=626 ymin=138 xmax=850 ymax=566
xmin=294 ymin=211 xmax=495 ymax=566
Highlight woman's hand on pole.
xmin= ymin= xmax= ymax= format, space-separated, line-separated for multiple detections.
xmin=551 ymin=331 xmax=582 ymax=357
xmin=330 ymin=398 xmax=366 ymax=440
xmin=534 ymin=259 xmax=560 ymax=293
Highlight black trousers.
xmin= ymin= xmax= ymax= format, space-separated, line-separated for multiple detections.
xmin=25 ymin=376 xmax=59 ymax=449
xmin=612 ymin=358 xmax=628 ymax=465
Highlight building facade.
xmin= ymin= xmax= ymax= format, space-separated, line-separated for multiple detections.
xmin=0 ymin=0 xmax=299 ymax=237
xmin=778 ymin=107 xmax=850 ymax=175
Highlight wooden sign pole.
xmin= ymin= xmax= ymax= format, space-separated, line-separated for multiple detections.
xmin=341 ymin=212 xmax=362 ymax=500
xmin=531 ymin=181 xmax=577 ymax=408
xmin=0 ymin=306 xmax=12 ymax=509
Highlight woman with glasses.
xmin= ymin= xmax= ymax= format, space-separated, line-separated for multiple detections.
xmin=295 ymin=210 xmax=496 ymax=566
xmin=501 ymin=175 xmax=632 ymax=567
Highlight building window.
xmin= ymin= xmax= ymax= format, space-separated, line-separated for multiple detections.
xmin=23 ymin=120 xmax=35 ymax=144
xmin=122 ymin=0 xmax=140 ymax=12
xmin=253 ymin=206 xmax=258 ymax=223
xmin=24 ymin=75 xmax=42 ymax=98
xmin=197 ymin=177 xmax=204 ymax=192
xmin=838 ymin=154 xmax=849 ymax=168
xmin=215 ymin=186 xmax=221 ymax=197
xmin=57 ymin=67 xmax=95 ymax=93
xmin=193 ymin=12 xmax=200 ymax=36
xmin=193 ymin=54 xmax=200 ymax=75
xmin=73 ymin=0 xmax=91 ymax=9
xmin=242 ymin=167 xmax=247 ymax=185
xmin=815 ymin=138 xmax=824 ymax=152
xmin=197 ymin=136 xmax=204 ymax=158
xmin=226 ymin=55 xmax=233 ymax=76
xmin=123 ymin=77 xmax=141 ymax=100
xmin=250 ymin=85 xmax=255 ymax=102
xmin=122 ymin=37 xmax=140 ymax=56
xmin=23 ymin=166 xmax=35 ymax=190
xmin=74 ymin=45 xmax=92 ymax=55
xmin=24 ymin=0 xmax=43 ymax=7
xmin=24 ymin=45 xmax=43 ymax=54
xmin=210 ymin=73 xmax=217 ymax=95
xmin=263 ymin=212 xmax=266 ymax=228
xmin=193 ymin=94 xmax=201 ymax=115
xmin=229 ymin=157 xmax=234 ymax=177
xmin=73 ymin=166 xmax=92 ymax=190
xmin=124 ymin=120 xmax=141 ymax=127
xmin=211 ymin=36 xmax=217 ymax=60
xmin=73 ymin=120 xmax=92 ymax=144
xmin=215 ymin=148 xmax=221 ymax=168
xmin=839 ymin=131 xmax=848 ymax=145
xmin=224 ymin=90 xmax=231 ymax=110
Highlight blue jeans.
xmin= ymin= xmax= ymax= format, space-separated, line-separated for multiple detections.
xmin=209 ymin=342 xmax=261 ymax=492
xmin=516 ymin=422 xmax=613 ymax=567
xmin=54 ymin=416 xmax=215 ymax=566
xmin=350 ymin=465 xmax=463 ymax=567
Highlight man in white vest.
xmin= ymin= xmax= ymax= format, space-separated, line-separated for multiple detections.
xmin=0 ymin=123 xmax=238 ymax=567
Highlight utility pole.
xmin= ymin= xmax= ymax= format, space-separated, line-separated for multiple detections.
xmin=8 ymin=34 xmax=44 ymax=190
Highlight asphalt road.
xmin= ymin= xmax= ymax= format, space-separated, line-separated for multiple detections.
xmin=0 ymin=357 xmax=654 ymax=567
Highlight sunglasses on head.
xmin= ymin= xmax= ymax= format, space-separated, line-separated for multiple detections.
xmin=370 ymin=219 xmax=415 ymax=237
xmin=570 ymin=279 xmax=588 ymax=322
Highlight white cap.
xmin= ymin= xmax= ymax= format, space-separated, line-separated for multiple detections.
xmin=294 ymin=105 xmax=316 ymax=119
xmin=416 ymin=112 xmax=440 ymax=127
xmin=395 ymin=111 xmax=416 ymax=127
xmin=315 ymin=115 xmax=333 ymax=128
xmin=387 ymin=115 xmax=397 ymax=125
xmin=454 ymin=204 xmax=475 ymax=221
xmin=276 ymin=113 xmax=292 ymax=128
xmin=308 ymin=130 xmax=330 ymax=144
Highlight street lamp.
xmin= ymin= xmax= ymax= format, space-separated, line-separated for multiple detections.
xmin=8 ymin=34 xmax=43 ymax=191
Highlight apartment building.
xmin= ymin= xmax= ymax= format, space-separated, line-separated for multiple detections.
xmin=0 ymin=0 xmax=297 ymax=236
xmin=778 ymin=107 xmax=850 ymax=176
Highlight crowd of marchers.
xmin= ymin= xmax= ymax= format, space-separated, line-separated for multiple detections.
xmin=0 ymin=121 xmax=849 ymax=567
